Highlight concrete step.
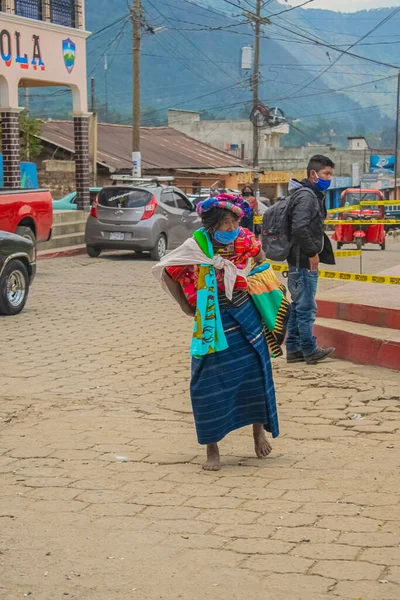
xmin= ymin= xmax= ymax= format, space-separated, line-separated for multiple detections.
xmin=51 ymin=219 xmax=87 ymax=236
xmin=318 ymin=300 xmax=400 ymax=331
xmin=38 ymin=232 xmax=85 ymax=251
xmin=52 ymin=210 xmax=89 ymax=224
xmin=315 ymin=317 xmax=400 ymax=371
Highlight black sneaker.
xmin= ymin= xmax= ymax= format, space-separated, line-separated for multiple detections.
xmin=305 ymin=347 xmax=335 ymax=365
xmin=287 ymin=351 xmax=305 ymax=364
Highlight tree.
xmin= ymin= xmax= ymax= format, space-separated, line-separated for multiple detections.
xmin=0 ymin=111 xmax=42 ymax=161
xmin=19 ymin=111 xmax=42 ymax=160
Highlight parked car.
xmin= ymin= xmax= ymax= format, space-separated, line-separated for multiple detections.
xmin=85 ymin=182 xmax=200 ymax=260
xmin=0 ymin=231 xmax=36 ymax=315
xmin=384 ymin=203 xmax=400 ymax=231
xmin=52 ymin=188 xmax=101 ymax=211
xmin=0 ymin=189 xmax=53 ymax=251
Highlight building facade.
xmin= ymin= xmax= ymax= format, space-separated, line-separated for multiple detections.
xmin=0 ymin=0 xmax=90 ymax=207
xmin=168 ymin=109 xmax=289 ymax=164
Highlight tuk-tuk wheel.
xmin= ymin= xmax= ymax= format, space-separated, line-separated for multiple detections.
xmin=337 ymin=242 xmax=342 ymax=250
xmin=381 ymin=241 xmax=386 ymax=250
xmin=356 ymin=238 xmax=363 ymax=251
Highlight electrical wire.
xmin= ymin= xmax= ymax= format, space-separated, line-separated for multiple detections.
xmin=268 ymin=0 xmax=315 ymax=18
xmin=143 ymin=0 xmax=239 ymax=82
xmin=278 ymin=6 xmax=400 ymax=100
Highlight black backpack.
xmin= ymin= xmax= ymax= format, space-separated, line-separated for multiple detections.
xmin=261 ymin=196 xmax=293 ymax=261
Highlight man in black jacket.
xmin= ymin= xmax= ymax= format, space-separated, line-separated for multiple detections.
xmin=286 ymin=155 xmax=336 ymax=365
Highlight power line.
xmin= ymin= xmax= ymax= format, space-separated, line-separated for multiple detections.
xmin=279 ymin=6 xmax=400 ymax=99
xmin=272 ymin=19 xmax=400 ymax=70
xmin=268 ymin=0 xmax=315 ymax=18
xmin=143 ymin=0 xmax=239 ymax=82
xmin=88 ymin=14 xmax=130 ymax=40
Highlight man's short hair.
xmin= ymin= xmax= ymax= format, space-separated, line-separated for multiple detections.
xmin=307 ymin=155 xmax=335 ymax=177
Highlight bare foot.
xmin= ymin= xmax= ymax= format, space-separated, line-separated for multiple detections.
xmin=203 ymin=443 xmax=221 ymax=471
xmin=253 ymin=424 xmax=272 ymax=459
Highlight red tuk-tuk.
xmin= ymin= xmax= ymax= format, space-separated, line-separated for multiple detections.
xmin=332 ymin=189 xmax=386 ymax=250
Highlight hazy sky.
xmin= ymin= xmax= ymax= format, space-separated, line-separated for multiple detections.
xmin=279 ymin=0 xmax=400 ymax=11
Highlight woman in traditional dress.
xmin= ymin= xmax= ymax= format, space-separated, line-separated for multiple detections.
xmin=153 ymin=194 xmax=279 ymax=471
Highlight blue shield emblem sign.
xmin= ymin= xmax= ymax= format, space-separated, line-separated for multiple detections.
xmin=62 ymin=38 xmax=76 ymax=74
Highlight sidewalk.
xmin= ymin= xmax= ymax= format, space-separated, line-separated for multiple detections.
xmin=317 ymin=264 xmax=400 ymax=310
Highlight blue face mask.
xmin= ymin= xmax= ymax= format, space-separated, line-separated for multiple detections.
xmin=214 ymin=227 xmax=240 ymax=245
xmin=316 ymin=178 xmax=331 ymax=192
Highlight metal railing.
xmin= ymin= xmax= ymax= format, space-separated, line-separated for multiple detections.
xmin=50 ymin=0 xmax=75 ymax=27
xmin=15 ymin=0 xmax=43 ymax=19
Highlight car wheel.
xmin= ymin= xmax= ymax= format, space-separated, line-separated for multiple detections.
xmin=0 ymin=259 xmax=29 ymax=316
xmin=86 ymin=245 xmax=102 ymax=258
xmin=336 ymin=242 xmax=342 ymax=250
xmin=16 ymin=226 xmax=36 ymax=247
xmin=150 ymin=235 xmax=167 ymax=261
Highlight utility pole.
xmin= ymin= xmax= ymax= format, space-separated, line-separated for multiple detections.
xmin=104 ymin=55 xmax=108 ymax=120
xmin=252 ymin=0 xmax=261 ymax=170
xmin=395 ymin=71 xmax=400 ymax=197
xmin=243 ymin=5 xmax=270 ymax=175
xmin=89 ymin=77 xmax=98 ymax=187
xmin=131 ymin=0 xmax=142 ymax=177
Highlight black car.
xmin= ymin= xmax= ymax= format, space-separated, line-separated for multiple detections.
xmin=0 ymin=231 xmax=36 ymax=315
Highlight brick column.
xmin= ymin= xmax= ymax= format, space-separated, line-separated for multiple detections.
xmin=73 ymin=116 xmax=90 ymax=211
xmin=2 ymin=111 xmax=20 ymax=188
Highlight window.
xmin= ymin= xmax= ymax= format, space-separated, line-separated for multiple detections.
xmin=51 ymin=0 xmax=75 ymax=27
xmin=98 ymin=187 xmax=152 ymax=209
xmin=174 ymin=192 xmax=191 ymax=211
xmin=89 ymin=190 xmax=99 ymax=204
xmin=15 ymin=0 xmax=42 ymax=20
xmin=161 ymin=191 xmax=176 ymax=207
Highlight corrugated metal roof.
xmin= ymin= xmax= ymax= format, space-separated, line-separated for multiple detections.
xmin=39 ymin=120 xmax=247 ymax=172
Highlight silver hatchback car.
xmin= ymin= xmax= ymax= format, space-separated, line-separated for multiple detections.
xmin=85 ymin=182 xmax=200 ymax=260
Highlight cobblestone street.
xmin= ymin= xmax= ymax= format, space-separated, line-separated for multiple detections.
xmin=1 ymin=253 xmax=400 ymax=600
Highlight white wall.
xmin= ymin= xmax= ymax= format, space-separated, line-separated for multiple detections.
xmin=168 ymin=110 xmax=289 ymax=163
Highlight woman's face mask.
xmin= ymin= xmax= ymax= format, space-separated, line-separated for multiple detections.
xmin=213 ymin=214 xmax=240 ymax=244
xmin=214 ymin=228 xmax=240 ymax=245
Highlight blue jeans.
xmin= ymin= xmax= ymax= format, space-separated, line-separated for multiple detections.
xmin=286 ymin=267 xmax=319 ymax=357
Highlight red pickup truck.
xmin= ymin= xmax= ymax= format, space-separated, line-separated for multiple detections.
xmin=0 ymin=188 xmax=53 ymax=248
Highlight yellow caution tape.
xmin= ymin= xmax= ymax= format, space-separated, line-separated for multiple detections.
xmin=325 ymin=219 xmax=400 ymax=225
xmin=271 ymin=264 xmax=287 ymax=273
xmin=327 ymin=205 xmax=362 ymax=214
xmin=327 ymin=201 xmax=400 ymax=213
xmin=254 ymin=216 xmax=263 ymax=225
xmin=270 ymin=263 xmax=400 ymax=285
xmin=318 ymin=270 xmax=400 ymax=285
xmin=360 ymin=200 xmax=400 ymax=206
xmin=334 ymin=250 xmax=361 ymax=258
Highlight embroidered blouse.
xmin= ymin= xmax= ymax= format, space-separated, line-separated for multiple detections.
xmin=166 ymin=227 xmax=261 ymax=306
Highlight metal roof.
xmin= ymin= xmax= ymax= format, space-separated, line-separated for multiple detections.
xmin=39 ymin=120 xmax=247 ymax=172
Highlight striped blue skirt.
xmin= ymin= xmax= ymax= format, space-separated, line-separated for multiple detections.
xmin=190 ymin=298 xmax=279 ymax=445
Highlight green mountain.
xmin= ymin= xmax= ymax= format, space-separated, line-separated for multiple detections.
xmin=28 ymin=1 xmax=400 ymax=147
